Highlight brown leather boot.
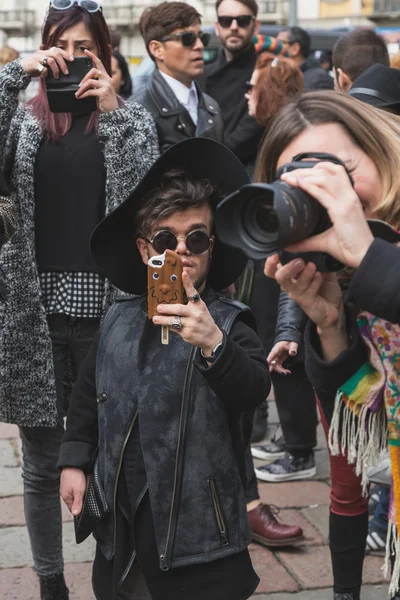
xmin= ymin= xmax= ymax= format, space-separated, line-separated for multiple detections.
xmin=248 ymin=503 xmax=303 ymax=547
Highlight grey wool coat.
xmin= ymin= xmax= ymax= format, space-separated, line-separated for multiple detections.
xmin=0 ymin=59 xmax=159 ymax=428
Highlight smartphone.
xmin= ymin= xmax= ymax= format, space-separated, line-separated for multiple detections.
xmin=147 ymin=250 xmax=184 ymax=320
xmin=45 ymin=56 xmax=97 ymax=114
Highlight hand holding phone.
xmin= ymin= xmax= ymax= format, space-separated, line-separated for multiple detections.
xmin=20 ymin=47 xmax=73 ymax=79
xmin=46 ymin=56 xmax=97 ymax=114
xmin=148 ymin=250 xmax=184 ymax=345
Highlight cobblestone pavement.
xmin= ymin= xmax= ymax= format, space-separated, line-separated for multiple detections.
xmin=0 ymin=395 xmax=390 ymax=599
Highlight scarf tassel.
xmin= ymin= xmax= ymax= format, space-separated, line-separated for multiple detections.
xmin=329 ymin=392 xmax=388 ymax=495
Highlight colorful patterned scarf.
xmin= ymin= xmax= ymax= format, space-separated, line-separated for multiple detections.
xmin=328 ymin=312 xmax=400 ymax=594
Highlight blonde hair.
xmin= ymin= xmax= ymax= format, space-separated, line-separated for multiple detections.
xmin=255 ymin=90 xmax=400 ymax=225
xmin=0 ymin=46 xmax=19 ymax=68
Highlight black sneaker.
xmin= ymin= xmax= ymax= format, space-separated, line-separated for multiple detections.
xmin=366 ymin=523 xmax=386 ymax=553
xmin=255 ymin=452 xmax=316 ymax=482
xmin=251 ymin=435 xmax=286 ymax=460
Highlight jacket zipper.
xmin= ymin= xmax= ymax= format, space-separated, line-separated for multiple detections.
xmin=159 ymin=347 xmax=195 ymax=571
xmin=208 ymin=478 xmax=229 ymax=546
xmin=113 ymin=409 xmax=138 ymax=554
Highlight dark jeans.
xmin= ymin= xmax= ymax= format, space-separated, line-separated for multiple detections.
xmin=247 ymin=262 xmax=317 ymax=457
xmin=370 ymin=485 xmax=390 ymax=536
xmin=271 ymin=366 xmax=318 ymax=456
xmin=19 ymin=314 xmax=100 ymax=578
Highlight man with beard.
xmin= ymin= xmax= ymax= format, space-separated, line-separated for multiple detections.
xmin=200 ymin=0 xmax=264 ymax=174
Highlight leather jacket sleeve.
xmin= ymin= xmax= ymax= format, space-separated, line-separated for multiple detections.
xmin=274 ymin=290 xmax=307 ymax=347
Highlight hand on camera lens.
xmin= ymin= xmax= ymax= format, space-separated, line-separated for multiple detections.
xmin=280 ymin=162 xmax=374 ymax=268
xmin=20 ymin=47 xmax=74 ymax=79
xmin=273 ymin=258 xmax=344 ymax=333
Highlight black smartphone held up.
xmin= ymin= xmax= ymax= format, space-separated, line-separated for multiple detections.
xmin=45 ymin=56 xmax=97 ymax=114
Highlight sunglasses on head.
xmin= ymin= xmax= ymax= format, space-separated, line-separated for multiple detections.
xmin=50 ymin=0 xmax=102 ymax=11
xmin=160 ymin=31 xmax=210 ymax=48
xmin=217 ymin=15 xmax=255 ymax=28
xmin=145 ymin=229 xmax=212 ymax=255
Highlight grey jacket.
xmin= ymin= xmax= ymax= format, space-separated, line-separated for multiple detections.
xmin=0 ymin=59 xmax=159 ymax=427
xmin=132 ymin=68 xmax=224 ymax=154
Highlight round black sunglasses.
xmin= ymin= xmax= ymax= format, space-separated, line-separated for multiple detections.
xmin=145 ymin=230 xmax=212 ymax=255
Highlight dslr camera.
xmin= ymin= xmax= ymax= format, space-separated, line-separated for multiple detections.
xmin=215 ymin=152 xmax=346 ymax=272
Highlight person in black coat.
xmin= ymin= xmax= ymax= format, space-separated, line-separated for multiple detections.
xmin=132 ymin=1 xmax=223 ymax=154
xmin=277 ymin=26 xmax=334 ymax=91
xmin=58 ymin=139 xmax=271 ymax=600
xmin=241 ymin=52 xmax=318 ymax=483
xmin=200 ymin=0 xmax=264 ymax=173
xmin=258 ymin=91 xmax=400 ymax=600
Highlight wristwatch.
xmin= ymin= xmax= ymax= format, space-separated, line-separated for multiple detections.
xmin=201 ymin=340 xmax=224 ymax=364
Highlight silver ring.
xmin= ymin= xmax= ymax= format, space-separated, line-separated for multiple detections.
xmin=36 ymin=63 xmax=45 ymax=74
xmin=41 ymin=56 xmax=49 ymax=67
xmin=171 ymin=316 xmax=182 ymax=331
xmin=188 ymin=293 xmax=201 ymax=303
xmin=270 ymin=360 xmax=277 ymax=365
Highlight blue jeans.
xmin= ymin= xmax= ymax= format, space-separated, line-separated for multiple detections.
xmin=19 ymin=314 xmax=100 ymax=577
xmin=370 ymin=485 xmax=390 ymax=536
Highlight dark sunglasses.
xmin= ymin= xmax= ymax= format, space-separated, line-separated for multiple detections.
xmin=217 ymin=15 xmax=255 ymax=28
xmin=160 ymin=31 xmax=210 ymax=48
xmin=245 ymin=81 xmax=254 ymax=93
xmin=145 ymin=229 xmax=212 ymax=255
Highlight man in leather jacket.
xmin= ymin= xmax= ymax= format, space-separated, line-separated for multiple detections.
xmin=58 ymin=139 xmax=270 ymax=600
xmin=131 ymin=2 xmax=223 ymax=154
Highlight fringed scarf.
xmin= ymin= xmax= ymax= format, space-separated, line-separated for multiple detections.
xmin=328 ymin=312 xmax=400 ymax=595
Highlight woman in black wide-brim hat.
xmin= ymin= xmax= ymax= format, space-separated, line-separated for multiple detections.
xmin=90 ymin=137 xmax=249 ymax=294
xmin=58 ymin=137 xmax=274 ymax=600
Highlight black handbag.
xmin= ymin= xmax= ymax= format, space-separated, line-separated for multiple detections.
xmin=74 ymin=454 xmax=109 ymax=544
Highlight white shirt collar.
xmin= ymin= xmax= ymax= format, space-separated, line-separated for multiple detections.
xmin=159 ymin=70 xmax=199 ymax=125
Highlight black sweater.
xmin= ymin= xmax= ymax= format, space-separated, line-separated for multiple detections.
xmin=348 ymin=238 xmax=400 ymax=324
xmin=304 ymin=307 xmax=368 ymax=423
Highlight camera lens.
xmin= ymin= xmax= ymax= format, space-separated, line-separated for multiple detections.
xmin=255 ymin=204 xmax=279 ymax=234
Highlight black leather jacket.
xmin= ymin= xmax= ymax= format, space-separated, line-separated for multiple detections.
xmin=131 ymin=68 xmax=224 ymax=153
xmin=275 ymin=291 xmax=307 ymax=347
xmin=59 ymin=289 xmax=270 ymax=571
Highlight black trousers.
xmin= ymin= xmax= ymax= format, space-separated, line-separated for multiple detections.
xmin=271 ymin=366 xmax=317 ymax=455
xmin=248 ymin=262 xmax=317 ymax=455
xmin=242 ymin=263 xmax=318 ymax=503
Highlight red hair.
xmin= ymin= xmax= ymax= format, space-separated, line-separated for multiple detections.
xmin=253 ymin=52 xmax=304 ymax=128
xmin=27 ymin=6 xmax=112 ymax=141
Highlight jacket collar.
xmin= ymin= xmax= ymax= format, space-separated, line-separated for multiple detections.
xmin=210 ymin=44 xmax=257 ymax=73
xmin=149 ymin=68 xmax=216 ymax=119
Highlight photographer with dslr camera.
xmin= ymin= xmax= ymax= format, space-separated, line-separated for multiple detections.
xmin=215 ymin=90 xmax=400 ymax=599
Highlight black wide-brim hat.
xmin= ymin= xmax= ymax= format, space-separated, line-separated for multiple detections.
xmin=349 ymin=64 xmax=400 ymax=113
xmin=90 ymin=137 xmax=250 ymax=294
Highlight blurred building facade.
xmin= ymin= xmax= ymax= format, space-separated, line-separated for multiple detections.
xmin=0 ymin=0 xmax=399 ymax=62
